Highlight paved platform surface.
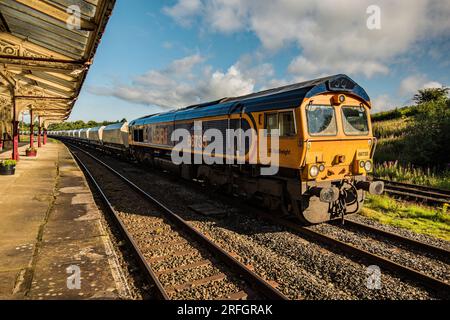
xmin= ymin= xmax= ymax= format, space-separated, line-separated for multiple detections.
xmin=0 ymin=141 xmax=129 ymax=299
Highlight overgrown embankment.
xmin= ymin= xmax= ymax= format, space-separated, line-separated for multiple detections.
xmin=372 ymin=88 xmax=450 ymax=189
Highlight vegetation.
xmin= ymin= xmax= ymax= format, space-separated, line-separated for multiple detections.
xmin=372 ymin=105 xmax=419 ymax=122
xmin=413 ymin=87 xmax=449 ymax=104
xmin=372 ymin=87 xmax=449 ymax=123
xmin=373 ymin=87 xmax=450 ymax=170
xmin=47 ymin=119 xmax=127 ymax=131
xmin=366 ymin=87 xmax=450 ymax=239
xmin=0 ymin=159 xmax=17 ymax=167
xmin=372 ymin=118 xmax=409 ymax=139
xmin=374 ymin=162 xmax=450 ymax=190
xmin=362 ymin=194 xmax=450 ymax=241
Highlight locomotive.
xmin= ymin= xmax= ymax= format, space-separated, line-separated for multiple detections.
xmin=53 ymin=74 xmax=384 ymax=224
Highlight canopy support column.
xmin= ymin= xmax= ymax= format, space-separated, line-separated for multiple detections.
xmin=12 ymin=100 xmax=19 ymax=161
xmin=38 ymin=116 xmax=42 ymax=148
xmin=30 ymin=109 xmax=34 ymax=149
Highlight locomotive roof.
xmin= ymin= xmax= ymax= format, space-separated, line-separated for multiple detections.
xmin=130 ymin=74 xmax=370 ymax=126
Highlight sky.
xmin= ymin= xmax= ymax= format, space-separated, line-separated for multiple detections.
xmin=69 ymin=0 xmax=450 ymax=122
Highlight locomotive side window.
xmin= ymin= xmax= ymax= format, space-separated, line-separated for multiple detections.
xmin=342 ymin=106 xmax=369 ymax=135
xmin=306 ymin=105 xmax=337 ymax=136
xmin=279 ymin=112 xmax=296 ymax=136
xmin=265 ymin=113 xmax=278 ymax=134
xmin=265 ymin=111 xmax=296 ymax=136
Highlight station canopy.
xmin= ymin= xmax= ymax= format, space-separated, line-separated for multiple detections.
xmin=0 ymin=0 xmax=115 ymax=128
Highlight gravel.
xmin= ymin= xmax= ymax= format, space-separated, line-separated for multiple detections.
xmin=170 ymin=278 xmax=242 ymax=300
xmin=347 ymin=214 xmax=450 ymax=251
xmin=72 ymin=148 xmax=251 ymax=300
xmin=310 ymin=222 xmax=450 ymax=283
xmin=73 ymin=145 xmax=450 ymax=300
xmin=159 ymin=265 xmax=219 ymax=287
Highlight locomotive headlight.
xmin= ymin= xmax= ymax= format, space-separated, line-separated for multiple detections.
xmin=319 ymin=164 xmax=326 ymax=172
xmin=360 ymin=161 xmax=365 ymax=168
xmin=332 ymin=94 xmax=346 ymax=105
xmin=364 ymin=160 xmax=373 ymax=172
xmin=309 ymin=165 xmax=320 ymax=178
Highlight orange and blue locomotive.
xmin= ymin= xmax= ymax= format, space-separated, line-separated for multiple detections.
xmin=55 ymin=74 xmax=384 ymax=224
xmin=126 ymin=74 xmax=383 ymax=223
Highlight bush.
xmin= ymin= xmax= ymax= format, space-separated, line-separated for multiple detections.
xmin=402 ymin=99 xmax=450 ymax=168
xmin=373 ymin=93 xmax=450 ymax=171
xmin=0 ymin=160 xmax=17 ymax=167
xmin=374 ymin=139 xmax=406 ymax=163
xmin=372 ymin=105 xmax=419 ymax=122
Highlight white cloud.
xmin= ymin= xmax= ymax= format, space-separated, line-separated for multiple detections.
xmin=399 ymin=75 xmax=427 ymax=97
xmin=162 ymin=0 xmax=202 ymax=27
xmin=371 ymin=94 xmax=399 ymax=113
xmin=399 ymin=75 xmax=445 ymax=98
xmin=164 ymin=0 xmax=450 ymax=79
xmin=88 ymin=54 xmax=260 ymax=109
xmin=423 ymin=81 xmax=444 ymax=89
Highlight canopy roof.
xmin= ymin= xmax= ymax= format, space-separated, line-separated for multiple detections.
xmin=0 ymin=0 xmax=115 ymax=126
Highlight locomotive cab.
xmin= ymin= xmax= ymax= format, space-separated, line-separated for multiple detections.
xmin=293 ymin=92 xmax=384 ymax=224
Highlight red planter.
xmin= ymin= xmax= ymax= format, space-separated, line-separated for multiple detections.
xmin=26 ymin=149 xmax=37 ymax=157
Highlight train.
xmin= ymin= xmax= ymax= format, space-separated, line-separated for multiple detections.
xmin=51 ymin=74 xmax=384 ymax=224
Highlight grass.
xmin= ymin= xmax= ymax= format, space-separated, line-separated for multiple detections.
xmin=372 ymin=118 xmax=409 ymax=139
xmin=374 ymin=162 xmax=450 ymax=190
xmin=361 ymin=194 xmax=450 ymax=241
xmin=372 ymin=118 xmax=409 ymax=164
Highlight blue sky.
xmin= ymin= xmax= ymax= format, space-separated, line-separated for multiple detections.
xmin=69 ymin=0 xmax=450 ymax=122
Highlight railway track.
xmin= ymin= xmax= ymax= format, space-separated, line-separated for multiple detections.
xmin=62 ymin=140 xmax=449 ymax=298
xmin=253 ymin=212 xmax=450 ymax=295
xmin=375 ymin=178 xmax=450 ymax=207
xmin=337 ymin=219 xmax=450 ymax=258
xmin=66 ymin=142 xmax=287 ymax=300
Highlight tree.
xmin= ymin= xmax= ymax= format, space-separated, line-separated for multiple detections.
xmin=413 ymin=87 xmax=449 ymax=105
xmin=403 ymin=98 xmax=450 ymax=168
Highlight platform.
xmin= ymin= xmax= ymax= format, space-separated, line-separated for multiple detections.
xmin=0 ymin=141 xmax=129 ymax=300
